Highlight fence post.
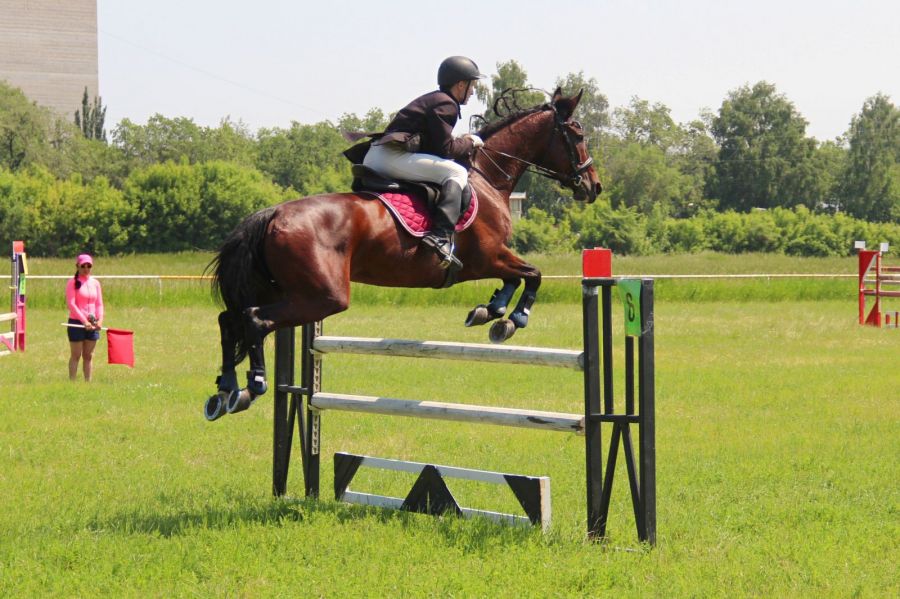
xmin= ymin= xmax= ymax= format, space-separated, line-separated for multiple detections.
xmin=582 ymin=280 xmax=603 ymax=538
xmin=304 ymin=321 xmax=322 ymax=498
xmin=273 ymin=327 xmax=295 ymax=496
xmin=638 ymin=279 xmax=657 ymax=544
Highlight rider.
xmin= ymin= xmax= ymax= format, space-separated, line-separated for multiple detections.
xmin=363 ymin=56 xmax=486 ymax=269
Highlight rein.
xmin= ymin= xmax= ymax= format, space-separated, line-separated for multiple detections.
xmin=475 ymin=107 xmax=593 ymax=188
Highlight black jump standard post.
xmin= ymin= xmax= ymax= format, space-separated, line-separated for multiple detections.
xmin=270 ymin=273 xmax=656 ymax=545
xmin=581 ymin=277 xmax=656 ymax=544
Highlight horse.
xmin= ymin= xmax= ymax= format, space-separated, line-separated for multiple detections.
xmin=204 ymin=87 xmax=601 ymax=420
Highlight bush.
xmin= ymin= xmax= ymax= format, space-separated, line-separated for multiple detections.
xmin=664 ymin=218 xmax=707 ymax=253
xmin=702 ymin=211 xmax=751 ymax=253
xmin=510 ymin=208 xmax=574 ymax=254
xmin=122 ymin=161 xmax=291 ymax=252
xmin=0 ymin=168 xmax=132 ymax=256
xmin=565 ymin=202 xmax=650 ymax=255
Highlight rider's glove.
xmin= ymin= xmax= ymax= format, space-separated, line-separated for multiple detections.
xmin=467 ymin=134 xmax=485 ymax=148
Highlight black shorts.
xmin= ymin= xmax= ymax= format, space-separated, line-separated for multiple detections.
xmin=67 ymin=318 xmax=100 ymax=342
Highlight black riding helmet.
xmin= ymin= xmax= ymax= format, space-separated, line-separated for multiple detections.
xmin=438 ymin=56 xmax=486 ymax=89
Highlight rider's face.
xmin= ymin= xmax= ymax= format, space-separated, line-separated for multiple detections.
xmin=452 ymin=80 xmax=476 ymax=105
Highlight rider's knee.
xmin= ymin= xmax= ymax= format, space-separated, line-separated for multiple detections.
xmin=441 ymin=162 xmax=468 ymax=189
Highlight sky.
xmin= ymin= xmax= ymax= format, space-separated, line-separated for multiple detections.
xmin=97 ymin=0 xmax=900 ymax=142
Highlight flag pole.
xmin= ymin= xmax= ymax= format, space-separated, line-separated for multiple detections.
xmin=60 ymin=323 xmax=109 ymax=331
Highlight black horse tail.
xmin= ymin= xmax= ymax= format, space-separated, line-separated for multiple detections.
xmin=206 ymin=206 xmax=277 ymax=365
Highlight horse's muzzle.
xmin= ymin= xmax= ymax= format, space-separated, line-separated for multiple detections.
xmin=574 ymin=179 xmax=602 ymax=203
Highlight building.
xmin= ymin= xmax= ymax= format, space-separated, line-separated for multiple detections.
xmin=0 ymin=0 xmax=98 ymax=118
xmin=510 ymin=192 xmax=526 ymax=221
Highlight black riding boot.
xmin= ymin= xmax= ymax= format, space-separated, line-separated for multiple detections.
xmin=422 ymin=180 xmax=464 ymax=269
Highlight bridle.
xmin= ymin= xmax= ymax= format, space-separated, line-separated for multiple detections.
xmin=475 ymin=105 xmax=594 ymax=189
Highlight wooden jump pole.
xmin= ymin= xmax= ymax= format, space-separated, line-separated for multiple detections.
xmin=311 ymin=336 xmax=584 ymax=369
xmin=309 ymin=392 xmax=584 ymax=433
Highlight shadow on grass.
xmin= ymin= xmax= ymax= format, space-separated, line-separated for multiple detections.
xmin=84 ymin=491 xmax=545 ymax=550
xmin=84 ymin=492 xmax=308 ymax=537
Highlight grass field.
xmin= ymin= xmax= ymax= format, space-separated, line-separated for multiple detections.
xmin=1 ymin=253 xmax=898 ymax=597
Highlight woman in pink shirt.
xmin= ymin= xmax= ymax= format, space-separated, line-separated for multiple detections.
xmin=66 ymin=253 xmax=104 ymax=381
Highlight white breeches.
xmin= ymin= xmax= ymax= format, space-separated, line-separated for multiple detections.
xmin=363 ymin=143 xmax=468 ymax=188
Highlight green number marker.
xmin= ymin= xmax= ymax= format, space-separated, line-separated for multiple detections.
xmin=617 ymin=279 xmax=642 ymax=336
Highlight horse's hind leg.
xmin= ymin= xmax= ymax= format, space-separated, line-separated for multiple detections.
xmin=204 ymin=307 xmax=275 ymax=419
xmin=224 ymin=307 xmax=273 ymax=415
xmin=205 ymin=310 xmax=242 ymax=421
xmin=225 ymin=287 xmax=351 ymax=415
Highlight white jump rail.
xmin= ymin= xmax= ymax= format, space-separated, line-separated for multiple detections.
xmin=310 ymin=392 xmax=585 ymax=434
xmin=311 ymin=335 xmax=584 ymax=370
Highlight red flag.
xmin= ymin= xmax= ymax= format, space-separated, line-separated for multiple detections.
xmin=107 ymin=328 xmax=134 ymax=367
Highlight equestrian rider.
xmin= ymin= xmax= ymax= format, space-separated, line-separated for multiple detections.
xmin=363 ymin=56 xmax=486 ymax=269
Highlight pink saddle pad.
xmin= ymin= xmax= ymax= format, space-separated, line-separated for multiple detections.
xmin=364 ymin=189 xmax=478 ymax=238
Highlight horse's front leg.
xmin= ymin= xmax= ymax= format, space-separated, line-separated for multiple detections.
xmin=465 ymin=278 xmax=521 ymax=327
xmin=488 ymin=265 xmax=541 ymax=343
xmin=462 ymin=246 xmax=541 ymax=343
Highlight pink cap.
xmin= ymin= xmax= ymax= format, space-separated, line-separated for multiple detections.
xmin=76 ymin=253 xmax=93 ymax=266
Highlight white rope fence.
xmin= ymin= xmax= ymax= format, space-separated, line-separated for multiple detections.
xmin=0 ymin=273 xmax=854 ymax=302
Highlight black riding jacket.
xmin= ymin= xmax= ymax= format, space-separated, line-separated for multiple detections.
xmin=374 ymin=90 xmax=475 ymax=160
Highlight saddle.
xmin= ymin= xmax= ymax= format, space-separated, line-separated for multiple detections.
xmin=349 ymin=165 xmax=477 ymax=238
xmin=350 ymin=164 xmax=442 ymax=206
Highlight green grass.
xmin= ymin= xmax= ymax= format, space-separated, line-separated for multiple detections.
xmin=1 ymin=253 xmax=898 ymax=596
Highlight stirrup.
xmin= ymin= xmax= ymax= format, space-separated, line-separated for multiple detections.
xmin=422 ymin=235 xmax=462 ymax=270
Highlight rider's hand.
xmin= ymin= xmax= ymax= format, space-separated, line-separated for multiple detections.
xmin=467 ymin=134 xmax=484 ymax=148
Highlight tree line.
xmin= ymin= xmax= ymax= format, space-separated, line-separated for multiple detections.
xmin=0 ymin=60 xmax=898 ymax=257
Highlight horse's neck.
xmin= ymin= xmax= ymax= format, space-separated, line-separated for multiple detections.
xmin=475 ymin=113 xmax=549 ymax=196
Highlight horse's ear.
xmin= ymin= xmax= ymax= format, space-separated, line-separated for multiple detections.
xmin=554 ymin=88 xmax=583 ymax=121
xmin=572 ymin=88 xmax=584 ymax=108
xmin=551 ymin=87 xmax=563 ymax=104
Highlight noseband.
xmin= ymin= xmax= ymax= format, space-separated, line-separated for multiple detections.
xmin=477 ymin=105 xmax=593 ymax=189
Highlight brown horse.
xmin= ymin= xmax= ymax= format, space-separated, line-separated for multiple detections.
xmin=205 ymin=88 xmax=601 ymax=420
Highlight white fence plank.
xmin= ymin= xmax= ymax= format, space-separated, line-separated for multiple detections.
xmin=312 ymin=336 xmax=584 ymax=370
xmin=311 ymin=392 xmax=584 ymax=434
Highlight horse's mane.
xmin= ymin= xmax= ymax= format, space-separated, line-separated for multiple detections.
xmin=475 ymin=88 xmax=554 ymax=141
xmin=476 ymin=105 xmax=548 ymax=141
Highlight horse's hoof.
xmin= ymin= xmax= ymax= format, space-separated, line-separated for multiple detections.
xmin=509 ymin=311 xmax=529 ymax=329
xmin=226 ymin=388 xmax=254 ymax=414
xmin=489 ymin=319 xmax=517 ymax=344
xmin=246 ymin=369 xmax=268 ymax=396
xmin=205 ymin=392 xmax=229 ymax=421
xmin=465 ymin=305 xmax=491 ymax=327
